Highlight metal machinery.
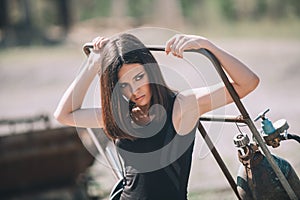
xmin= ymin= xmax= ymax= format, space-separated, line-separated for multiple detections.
xmin=234 ymin=109 xmax=300 ymax=199
xmin=0 ymin=114 xmax=95 ymax=198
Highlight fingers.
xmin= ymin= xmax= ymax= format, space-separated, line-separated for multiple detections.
xmin=165 ymin=36 xmax=176 ymax=55
xmin=132 ymin=107 xmax=147 ymax=118
xmin=173 ymin=37 xmax=188 ymax=58
xmin=165 ymin=34 xmax=188 ymax=58
xmin=92 ymin=36 xmax=109 ymax=51
xmin=165 ymin=34 xmax=205 ymax=58
xmin=131 ymin=107 xmax=150 ymax=123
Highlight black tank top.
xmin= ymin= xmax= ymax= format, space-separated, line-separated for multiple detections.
xmin=116 ymin=98 xmax=196 ymax=200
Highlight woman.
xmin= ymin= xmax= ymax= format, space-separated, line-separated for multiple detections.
xmin=54 ymin=33 xmax=259 ymax=200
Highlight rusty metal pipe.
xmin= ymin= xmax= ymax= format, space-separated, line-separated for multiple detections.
xmin=197 ymin=122 xmax=242 ymax=199
xmin=199 ymin=48 xmax=298 ymax=200
xmin=200 ymin=114 xmax=246 ymax=124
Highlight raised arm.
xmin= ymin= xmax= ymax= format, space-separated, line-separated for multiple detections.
xmin=165 ymin=34 xmax=259 ymax=134
xmin=54 ymin=37 xmax=108 ymax=128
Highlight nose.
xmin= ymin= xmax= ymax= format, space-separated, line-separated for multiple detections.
xmin=131 ymin=83 xmax=140 ymax=95
xmin=123 ymin=83 xmax=140 ymax=99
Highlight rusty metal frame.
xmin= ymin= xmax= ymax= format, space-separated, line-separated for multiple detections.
xmin=148 ymin=46 xmax=298 ymax=200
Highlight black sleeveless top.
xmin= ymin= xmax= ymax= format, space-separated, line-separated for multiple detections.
xmin=116 ymin=97 xmax=196 ymax=200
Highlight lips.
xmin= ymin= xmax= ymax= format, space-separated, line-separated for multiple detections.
xmin=135 ymin=95 xmax=145 ymax=102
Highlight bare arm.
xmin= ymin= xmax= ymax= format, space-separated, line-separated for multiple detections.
xmin=54 ymin=37 xmax=108 ymax=128
xmin=166 ymin=34 xmax=259 ymax=134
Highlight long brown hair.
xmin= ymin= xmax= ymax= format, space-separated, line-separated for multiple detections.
xmin=100 ymin=33 xmax=175 ymax=141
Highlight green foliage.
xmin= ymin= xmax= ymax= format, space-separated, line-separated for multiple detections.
xmin=127 ymin=0 xmax=153 ymax=25
xmin=255 ymin=0 xmax=268 ymax=19
xmin=78 ymin=0 xmax=111 ymax=21
xmin=127 ymin=0 xmax=153 ymax=18
xmin=220 ymin=0 xmax=236 ymax=21
xmin=289 ymin=0 xmax=300 ymax=17
xmin=218 ymin=0 xmax=300 ymax=22
xmin=180 ymin=0 xmax=203 ymax=18
xmin=75 ymin=0 xmax=300 ymax=23
xmin=180 ymin=0 xmax=221 ymax=24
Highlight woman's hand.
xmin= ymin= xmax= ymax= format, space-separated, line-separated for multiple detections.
xmin=131 ymin=106 xmax=151 ymax=126
xmin=92 ymin=36 xmax=109 ymax=51
xmin=165 ymin=34 xmax=209 ymax=58
xmin=87 ymin=36 xmax=109 ymax=72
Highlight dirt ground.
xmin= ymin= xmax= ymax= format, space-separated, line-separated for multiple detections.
xmin=1 ymin=29 xmax=300 ymax=199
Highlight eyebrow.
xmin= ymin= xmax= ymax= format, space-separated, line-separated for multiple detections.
xmin=133 ymin=71 xmax=145 ymax=81
xmin=119 ymin=70 xmax=145 ymax=83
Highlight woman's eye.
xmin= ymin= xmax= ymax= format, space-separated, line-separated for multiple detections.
xmin=120 ymin=83 xmax=128 ymax=89
xmin=135 ymin=73 xmax=144 ymax=81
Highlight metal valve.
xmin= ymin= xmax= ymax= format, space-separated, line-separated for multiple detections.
xmin=254 ymin=108 xmax=270 ymax=121
xmin=233 ymin=132 xmax=250 ymax=148
xmin=255 ymin=109 xmax=290 ymax=148
xmin=254 ymin=109 xmax=276 ymax=135
xmin=273 ymin=119 xmax=289 ymax=134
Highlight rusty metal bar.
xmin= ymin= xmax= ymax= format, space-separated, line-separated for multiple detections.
xmin=200 ymin=114 xmax=246 ymax=123
xmin=197 ymin=122 xmax=242 ymax=199
xmin=198 ymin=48 xmax=298 ymax=200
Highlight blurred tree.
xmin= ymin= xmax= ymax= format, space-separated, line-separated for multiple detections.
xmin=56 ymin=0 xmax=72 ymax=31
xmin=78 ymin=0 xmax=111 ymax=20
xmin=111 ymin=0 xmax=128 ymax=21
xmin=220 ymin=0 xmax=237 ymax=21
xmin=153 ymin=0 xmax=184 ymax=28
xmin=290 ymin=0 xmax=300 ymax=17
xmin=2 ymin=0 xmax=300 ymax=47
xmin=0 ymin=0 xmax=8 ymax=45
xmin=219 ymin=0 xmax=295 ymax=21
xmin=180 ymin=0 xmax=206 ymax=25
xmin=0 ymin=0 xmax=74 ymax=47
xmin=0 ymin=0 xmax=9 ymax=29
xmin=127 ymin=0 xmax=153 ymax=26
xmin=267 ymin=0 xmax=289 ymax=20
xmin=233 ymin=0 xmax=258 ymax=20
xmin=2 ymin=0 xmax=34 ymax=46
xmin=254 ymin=0 xmax=267 ymax=19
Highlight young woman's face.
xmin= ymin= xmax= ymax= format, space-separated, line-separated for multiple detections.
xmin=118 ymin=63 xmax=152 ymax=108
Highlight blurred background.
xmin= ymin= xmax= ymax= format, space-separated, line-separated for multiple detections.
xmin=0 ymin=0 xmax=300 ymax=199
